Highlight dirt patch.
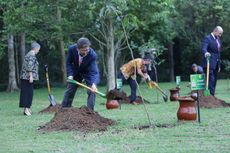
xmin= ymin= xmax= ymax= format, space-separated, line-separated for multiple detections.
xmin=38 ymin=106 xmax=116 ymax=132
xmin=135 ymin=124 xmax=175 ymax=130
xmin=191 ymin=90 xmax=230 ymax=108
xmin=106 ymin=89 xmax=150 ymax=104
xmin=39 ymin=104 xmax=62 ymax=113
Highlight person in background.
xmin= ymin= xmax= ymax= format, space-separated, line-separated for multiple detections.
xmin=143 ymin=49 xmax=157 ymax=81
xmin=19 ymin=42 xmax=40 ymax=116
xmin=61 ymin=37 xmax=99 ymax=111
xmin=191 ymin=63 xmax=204 ymax=74
xmin=117 ymin=58 xmax=151 ymax=105
xmin=201 ymin=26 xmax=223 ymax=96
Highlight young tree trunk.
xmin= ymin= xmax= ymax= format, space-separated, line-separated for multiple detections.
xmin=19 ymin=32 xmax=26 ymax=66
xmin=18 ymin=32 xmax=26 ymax=85
xmin=59 ymin=38 xmax=66 ymax=84
xmin=106 ymin=18 xmax=115 ymax=91
xmin=7 ymin=34 xmax=19 ymax=92
xmin=168 ymin=42 xmax=175 ymax=82
xmin=15 ymin=37 xmax=19 ymax=84
xmin=57 ymin=7 xmax=66 ymax=84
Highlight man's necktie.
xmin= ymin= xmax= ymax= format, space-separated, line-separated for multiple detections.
xmin=79 ymin=56 xmax=83 ymax=65
xmin=216 ymin=38 xmax=221 ymax=52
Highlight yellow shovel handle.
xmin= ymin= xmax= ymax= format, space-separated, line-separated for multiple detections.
xmin=67 ymin=79 xmax=106 ymax=98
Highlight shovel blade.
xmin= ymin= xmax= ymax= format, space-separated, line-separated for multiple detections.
xmin=162 ymin=91 xmax=168 ymax=102
xmin=204 ymin=89 xmax=210 ymax=96
xmin=48 ymin=95 xmax=57 ymax=106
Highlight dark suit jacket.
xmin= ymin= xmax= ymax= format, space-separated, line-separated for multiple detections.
xmin=66 ymin=44 xmax=99 ymax=86
xmin=201 ymin=34 xmax=221 ymax=70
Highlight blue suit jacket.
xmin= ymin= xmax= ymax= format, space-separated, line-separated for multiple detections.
xmin=66 ymin=44 xmax=99 ymax=85
xmin=201 ymin=34 xmax=221 ymax=70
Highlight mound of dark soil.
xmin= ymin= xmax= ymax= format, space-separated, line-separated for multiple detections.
xmin=192 ymin=91 xmax=230 ymax=108
xmin=38 ymin=106 xmax=116 ymax=132
xmin=106 ymin=89 xmax=127 ymax=101
xmin=39 ymin=104 xmax=62 ymax=113
xmin=106 ymin=89 xmax=150 ymax=104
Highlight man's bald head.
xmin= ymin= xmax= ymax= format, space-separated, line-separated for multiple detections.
xmin=213 ymin=26 xmax=223 ymax=38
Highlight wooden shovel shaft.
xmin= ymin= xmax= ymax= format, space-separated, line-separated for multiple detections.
xmin=45 ymin=67 xmax=56 ymax=106
xmin=206 ymin=58 xmax=210 ymax=88
xmin=67 ymin=79 xmax=106 ymax=98
xmin=45 ymin=72 xmax=51 ymax=94
xmin=148 ymin=80 xmax=167 ymax=96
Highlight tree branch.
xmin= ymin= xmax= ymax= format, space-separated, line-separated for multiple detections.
xmin=87 ymin=32 xmax=106 ymax=46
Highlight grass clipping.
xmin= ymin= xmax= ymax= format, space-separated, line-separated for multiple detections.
xmin=38 ymin=106 xmax=116 ymax=132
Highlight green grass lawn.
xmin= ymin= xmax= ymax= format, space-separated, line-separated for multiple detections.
xmin=0 ymin=80 xmax=229 ymax=153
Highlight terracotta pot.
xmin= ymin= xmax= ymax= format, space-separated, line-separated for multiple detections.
xmin=106 ymin=100 xmax=119 ymax=109
xmin=170 ymin=88 xmax=180 ymax=101
xmin=177 ymin=96 xmax=197 ymax=121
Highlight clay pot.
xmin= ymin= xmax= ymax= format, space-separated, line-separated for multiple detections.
xmin=170 ymin=88 xmax=180 ymax=101
xmin=106 ymin=100 xmax=119 ymax=109
xmin=177 ymin=96 xmax=197 ymax=121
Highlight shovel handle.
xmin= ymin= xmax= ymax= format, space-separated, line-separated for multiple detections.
xmin=44 ymin=64 xmax=48 ymax=72
xmin=44 ymin=65 xmax=52 ymax=94
xmin=67 ymin=79 xmax=106 ymax=98
xmin=147 ymin=80 xmax=168 ymax=97
xmin=206 ymin=57 xmax=210 ymax=88
xmin=46 ymin=73 xmax=52 ymax=94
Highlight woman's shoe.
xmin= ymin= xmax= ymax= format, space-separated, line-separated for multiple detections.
xmin=28 ymin=108 xmax=32 ymax=114
xmin=24 ymin=108 xmax=31 ymax=116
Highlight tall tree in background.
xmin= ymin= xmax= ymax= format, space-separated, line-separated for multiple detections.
xmin=19 ymin=32 xmax=26 ymax=68
xmin=89 ymin=0 xmax=176 ymax=89
xmin=56 ymin=6 xmax=66 ymax=84
xmin=7 ymin=34 xmax=18 ymax=91
xmin=89 ymin=1 xmax=134 ymax=90
xmin=1 ymin=1 xmax=22 ymax=91
xmin=127 ymin=0 xmax=177 ymax=81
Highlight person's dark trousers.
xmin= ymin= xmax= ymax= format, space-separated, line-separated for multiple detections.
xmin=117 ymin=71 xmax=137 ymax=103
xmin=61 ymin=83 xmax=78 ymax=107
xmin=204 ymin=68 xmax=218 ymax=96
xmin=209 ymin=69 xmax=218 ymax=96
xmin=19 ymin=79 xmax=33 ymax=108
xmin=61 ymin=82 xmax=96 ymax=110
xmin=87 ymin=90 xmax=96 ymax=110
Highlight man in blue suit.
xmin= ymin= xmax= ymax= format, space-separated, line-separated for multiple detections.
xmin=61 ymin=37 xmax=99 ymax=110
xmin=201 ymin=26 xmax=223 ymax=96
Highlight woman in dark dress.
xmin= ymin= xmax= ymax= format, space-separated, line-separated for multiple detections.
xmin=19 ymin=42 xmax=40 ymax=116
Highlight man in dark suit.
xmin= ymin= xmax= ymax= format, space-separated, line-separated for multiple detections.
xmin=61 ymin=37 xmax=99 ymax=110
xmin=201 ymin=26 xmax=223 ymax=96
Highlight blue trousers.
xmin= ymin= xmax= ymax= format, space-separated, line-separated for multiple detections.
xmin=61 ymin=83 xmax=96 ymax=110
xmin=118 ymin=72 xmax=137 ymax=103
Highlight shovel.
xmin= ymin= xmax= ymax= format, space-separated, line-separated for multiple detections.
xmin=67 ymin=79 xmax=106 ymax=98
xmin=204 ymin=56 xmax=210 ymax=96
xmin=147 ymin=80 xmax=168 ymax=102
xmin=44 ymin=65 xmax=57 ymax=106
